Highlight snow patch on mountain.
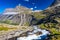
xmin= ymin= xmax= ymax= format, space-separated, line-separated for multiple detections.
xmin=3 ymin=12 xmax=18 ymax=15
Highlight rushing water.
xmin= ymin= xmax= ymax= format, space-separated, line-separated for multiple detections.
xmin=17 ymin=26 xmax=50 ymax=40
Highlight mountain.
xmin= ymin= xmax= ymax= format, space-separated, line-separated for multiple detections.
xmin=0 ymin=5 xmax=32 ymax=26
xmin=51 ymin=0 xmax=60 ymax=6
xmin=0 ymin=0 xmax=60 ymax=26
xmin=4 ymin=6 xmax=32 ymax=14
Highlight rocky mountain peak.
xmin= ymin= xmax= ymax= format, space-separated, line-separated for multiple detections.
xmin=51 ymin=0 xmax=60 ymax=7
xmin=3 ymin=5 xmax=32 ymax=14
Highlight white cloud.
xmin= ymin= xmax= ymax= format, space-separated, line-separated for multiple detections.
xmin=34 ymin=6 xmax=37 ymax=8
xmin=4 ymin=12 xmax=18 ymax=15
xmin=18 ymin=4 xmax=21 ymax=6
xmin=32 ymin=10 xmax=43 ymax=12
xmin=24 ymin=0 xmax=29 ymax=2
xmin=30 ymin=8 xmax=33 ymax=10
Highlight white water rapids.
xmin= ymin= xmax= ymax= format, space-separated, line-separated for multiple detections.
xmin=17 ymin=26 xmax=50 ymax=40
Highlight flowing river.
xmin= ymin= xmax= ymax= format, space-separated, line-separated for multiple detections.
xmin=17 ymin=26 xmax=50 ymax=40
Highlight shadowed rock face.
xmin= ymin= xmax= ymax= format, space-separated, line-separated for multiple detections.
xmin=0 ymin=6 xmax=32 ymax=26
xmin=51 ymin=0 xmax=60 ymax=6
xmin=0 ymin=14 xmax=32 ymax=26
xmin=8 ymin=37 xmax=17 ymax=40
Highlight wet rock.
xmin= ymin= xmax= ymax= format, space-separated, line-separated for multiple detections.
xmin=20 ymin=32 xmax=28 ymax=37
xmin=35 ymin=32 xmax=42 ymax=35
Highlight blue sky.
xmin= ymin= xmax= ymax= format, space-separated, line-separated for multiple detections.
xmin=0 ymin=0 xmax=54 ymax=13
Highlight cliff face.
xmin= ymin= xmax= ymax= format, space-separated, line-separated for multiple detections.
xmin=4 ymin=6 xmax=32 ymax=14
xmin=51 ymin=0 xmax=60 ymax=6
xmin=0 ymin=6 xmax=32 ymax=26
xmin=45 ymin=0 xmax=60 ymax=14
xmin=30 ymin=0 xmax=60 ymax=25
